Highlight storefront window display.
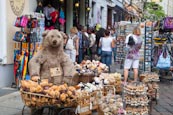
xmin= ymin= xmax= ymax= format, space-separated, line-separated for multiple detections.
xmin=85 ymin=0 xmax=90 ymax=28
xmin=73 ymin=0 xmax=90 ymax=28
xmin=36 ymin=0 xmax=66 ymax=31
xmin=73 ymin=0 xmax=80 ymax=27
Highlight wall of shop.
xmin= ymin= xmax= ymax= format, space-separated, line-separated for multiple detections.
xmin=0 ymin=0 xmax=37 ymax=87
xmin=89 ymin=0 xmax=108 ymax=28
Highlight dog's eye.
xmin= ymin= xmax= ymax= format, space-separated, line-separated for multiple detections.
xmin=57 ymin=35 xmax=60 ymax=38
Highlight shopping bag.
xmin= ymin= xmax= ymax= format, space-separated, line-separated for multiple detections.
xmin=156 ymin=51 xmax=171 ymax=69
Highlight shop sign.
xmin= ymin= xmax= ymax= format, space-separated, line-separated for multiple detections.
xmin=9 ymin=0 xmax=25 ymax=16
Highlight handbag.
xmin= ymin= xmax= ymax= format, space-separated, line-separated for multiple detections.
xmin=156 ymin=50 xmax=171 ymax=69
xmin=30 ymin=32 xmax=38 ymax=42
xmin=13 ymin=31 xmax=28 ymax=42
xmin=14 ymin=17 xmax=22 ymax=27
xmin=97 ymin=37 xmax=103 ymax=55
xmin=128 ymin=36 xmax=135 ymax=46
xmin=27 ymin=18 xmax=38 ymax=28
xmin=164 ymin=17 xmax=173 ymax=29
xmin=97 ymin=47 xmax=102 ymax=55
xmin=20 ymin=16 xmax=29 ymax=27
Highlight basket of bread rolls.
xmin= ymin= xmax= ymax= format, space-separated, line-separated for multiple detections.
xmin=20 ymin=79 xmax=78 ymax=108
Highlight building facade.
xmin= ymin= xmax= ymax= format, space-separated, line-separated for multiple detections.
xmin=158 ymin=0 xmax=173 ymax=17
xmin=88 ymin=0 xmax=117 ymax=28
xmin=0 ymin=0 xmax=37 ymax=87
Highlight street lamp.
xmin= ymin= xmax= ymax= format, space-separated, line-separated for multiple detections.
xmin=75 ymin=2 xmax=79 ymax=8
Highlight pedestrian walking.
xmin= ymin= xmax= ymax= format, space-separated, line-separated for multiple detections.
xmin=99 ymin=30 xmax=115 ymax=72
xmin=64 ymin=27 xmax=79 ymax=63
xmin=77 ymin=25 xmax=84 ymax=63
xmin=88 ymin=27 xmax=96 ymax=60
xmin=110 ymin=28 xmax=117 ymax=62
xmin=82 ymin=26 xmax=91 ymax=60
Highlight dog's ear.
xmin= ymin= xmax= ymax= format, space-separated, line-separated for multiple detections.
xmin=60 ymin=31 xmax=68 ymax=39
xmin=42 ymin=30 xmax=49 ymax=38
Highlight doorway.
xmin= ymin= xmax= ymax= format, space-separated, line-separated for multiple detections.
xmin=107 ymin=7 xmax=112 ymax=28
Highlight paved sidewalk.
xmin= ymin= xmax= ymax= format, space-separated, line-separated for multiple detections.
xmin=0 ymin=87 xmax=18 ymax=97
xmin=152 ymin=82 xmax=173 ymax=115
xmin=0 ymin=91 xmax=31 ymax=115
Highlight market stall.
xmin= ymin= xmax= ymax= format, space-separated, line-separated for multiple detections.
xmin=20 ymin=67 xmax=161 ymax=115
xmin=18 ymin=26 xmax=161 ymax=115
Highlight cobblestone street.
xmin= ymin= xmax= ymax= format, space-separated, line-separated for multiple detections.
xmin=152 ymin=82 xmax=173 ymax=115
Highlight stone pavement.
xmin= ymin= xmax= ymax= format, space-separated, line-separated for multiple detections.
xmin=0 ymin=87 xmax=18 ymax=97
xmin=152 ymin=82 xmax=173 ymax=115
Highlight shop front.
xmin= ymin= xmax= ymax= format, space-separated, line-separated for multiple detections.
xmin=0 ymin=0 xmax=37 ymax=88
xmin=0 ymin=0 xmax=88 ymax=87
xmin=73 ymin=0 xmax=90 ymax=28
xmin=37 ymin=0 xmax=88 ymax=33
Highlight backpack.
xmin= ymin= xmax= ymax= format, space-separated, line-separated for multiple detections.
xmin=82 ymin=33 xmax=91 ymax=48
xmin=128 ymin=36 xmax=135 ymax=46
xmin=65 ymin=35 xmax=76 ymax=50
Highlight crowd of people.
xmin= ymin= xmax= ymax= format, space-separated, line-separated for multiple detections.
xmin=63 ymin=24 xmax=117 ymax=71
xmin=63 ymin=24 xmax=142 ymax=84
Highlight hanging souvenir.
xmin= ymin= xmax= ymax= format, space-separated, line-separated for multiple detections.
xmin=164 ymin=17 xmax=173 ymax=29
xmin=156 ymin=49 xmax=171 ymax=69
xmin=59 ymin=18 xmax=66 ymax=25
xmin=59 ymin=8 xmax=65 ymax=19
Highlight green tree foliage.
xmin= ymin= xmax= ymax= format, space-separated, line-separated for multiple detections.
xmin=144 ymin=2 xmax=165 ymax=20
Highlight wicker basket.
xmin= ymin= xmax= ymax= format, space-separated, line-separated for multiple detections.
xmin=102 ymin=85 xmax=116 ymax=96
xmin=20 ymin=90 xmax=77 ymax=108
xmin=78 ymin=73 xmax=95 ymax=83
xmin=97 ymin=106 xmax=104 ymax=115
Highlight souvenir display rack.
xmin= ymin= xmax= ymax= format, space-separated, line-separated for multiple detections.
xmin=124 ymin=82 xmax=150 ymax=115
xmin=144 ymin=21 xmax=153 ymax=72
xmin=115 ymin=35 xmax=126 ymax=66
xmin=12 ymin=13 xmax=45 ymax=88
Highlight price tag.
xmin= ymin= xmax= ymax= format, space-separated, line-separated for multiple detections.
xmin=50 ymin=67 xmax=62 ymax=77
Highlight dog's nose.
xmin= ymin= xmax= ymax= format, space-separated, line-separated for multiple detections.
xmin=53 ymin=40 xmax=57 ymax=45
